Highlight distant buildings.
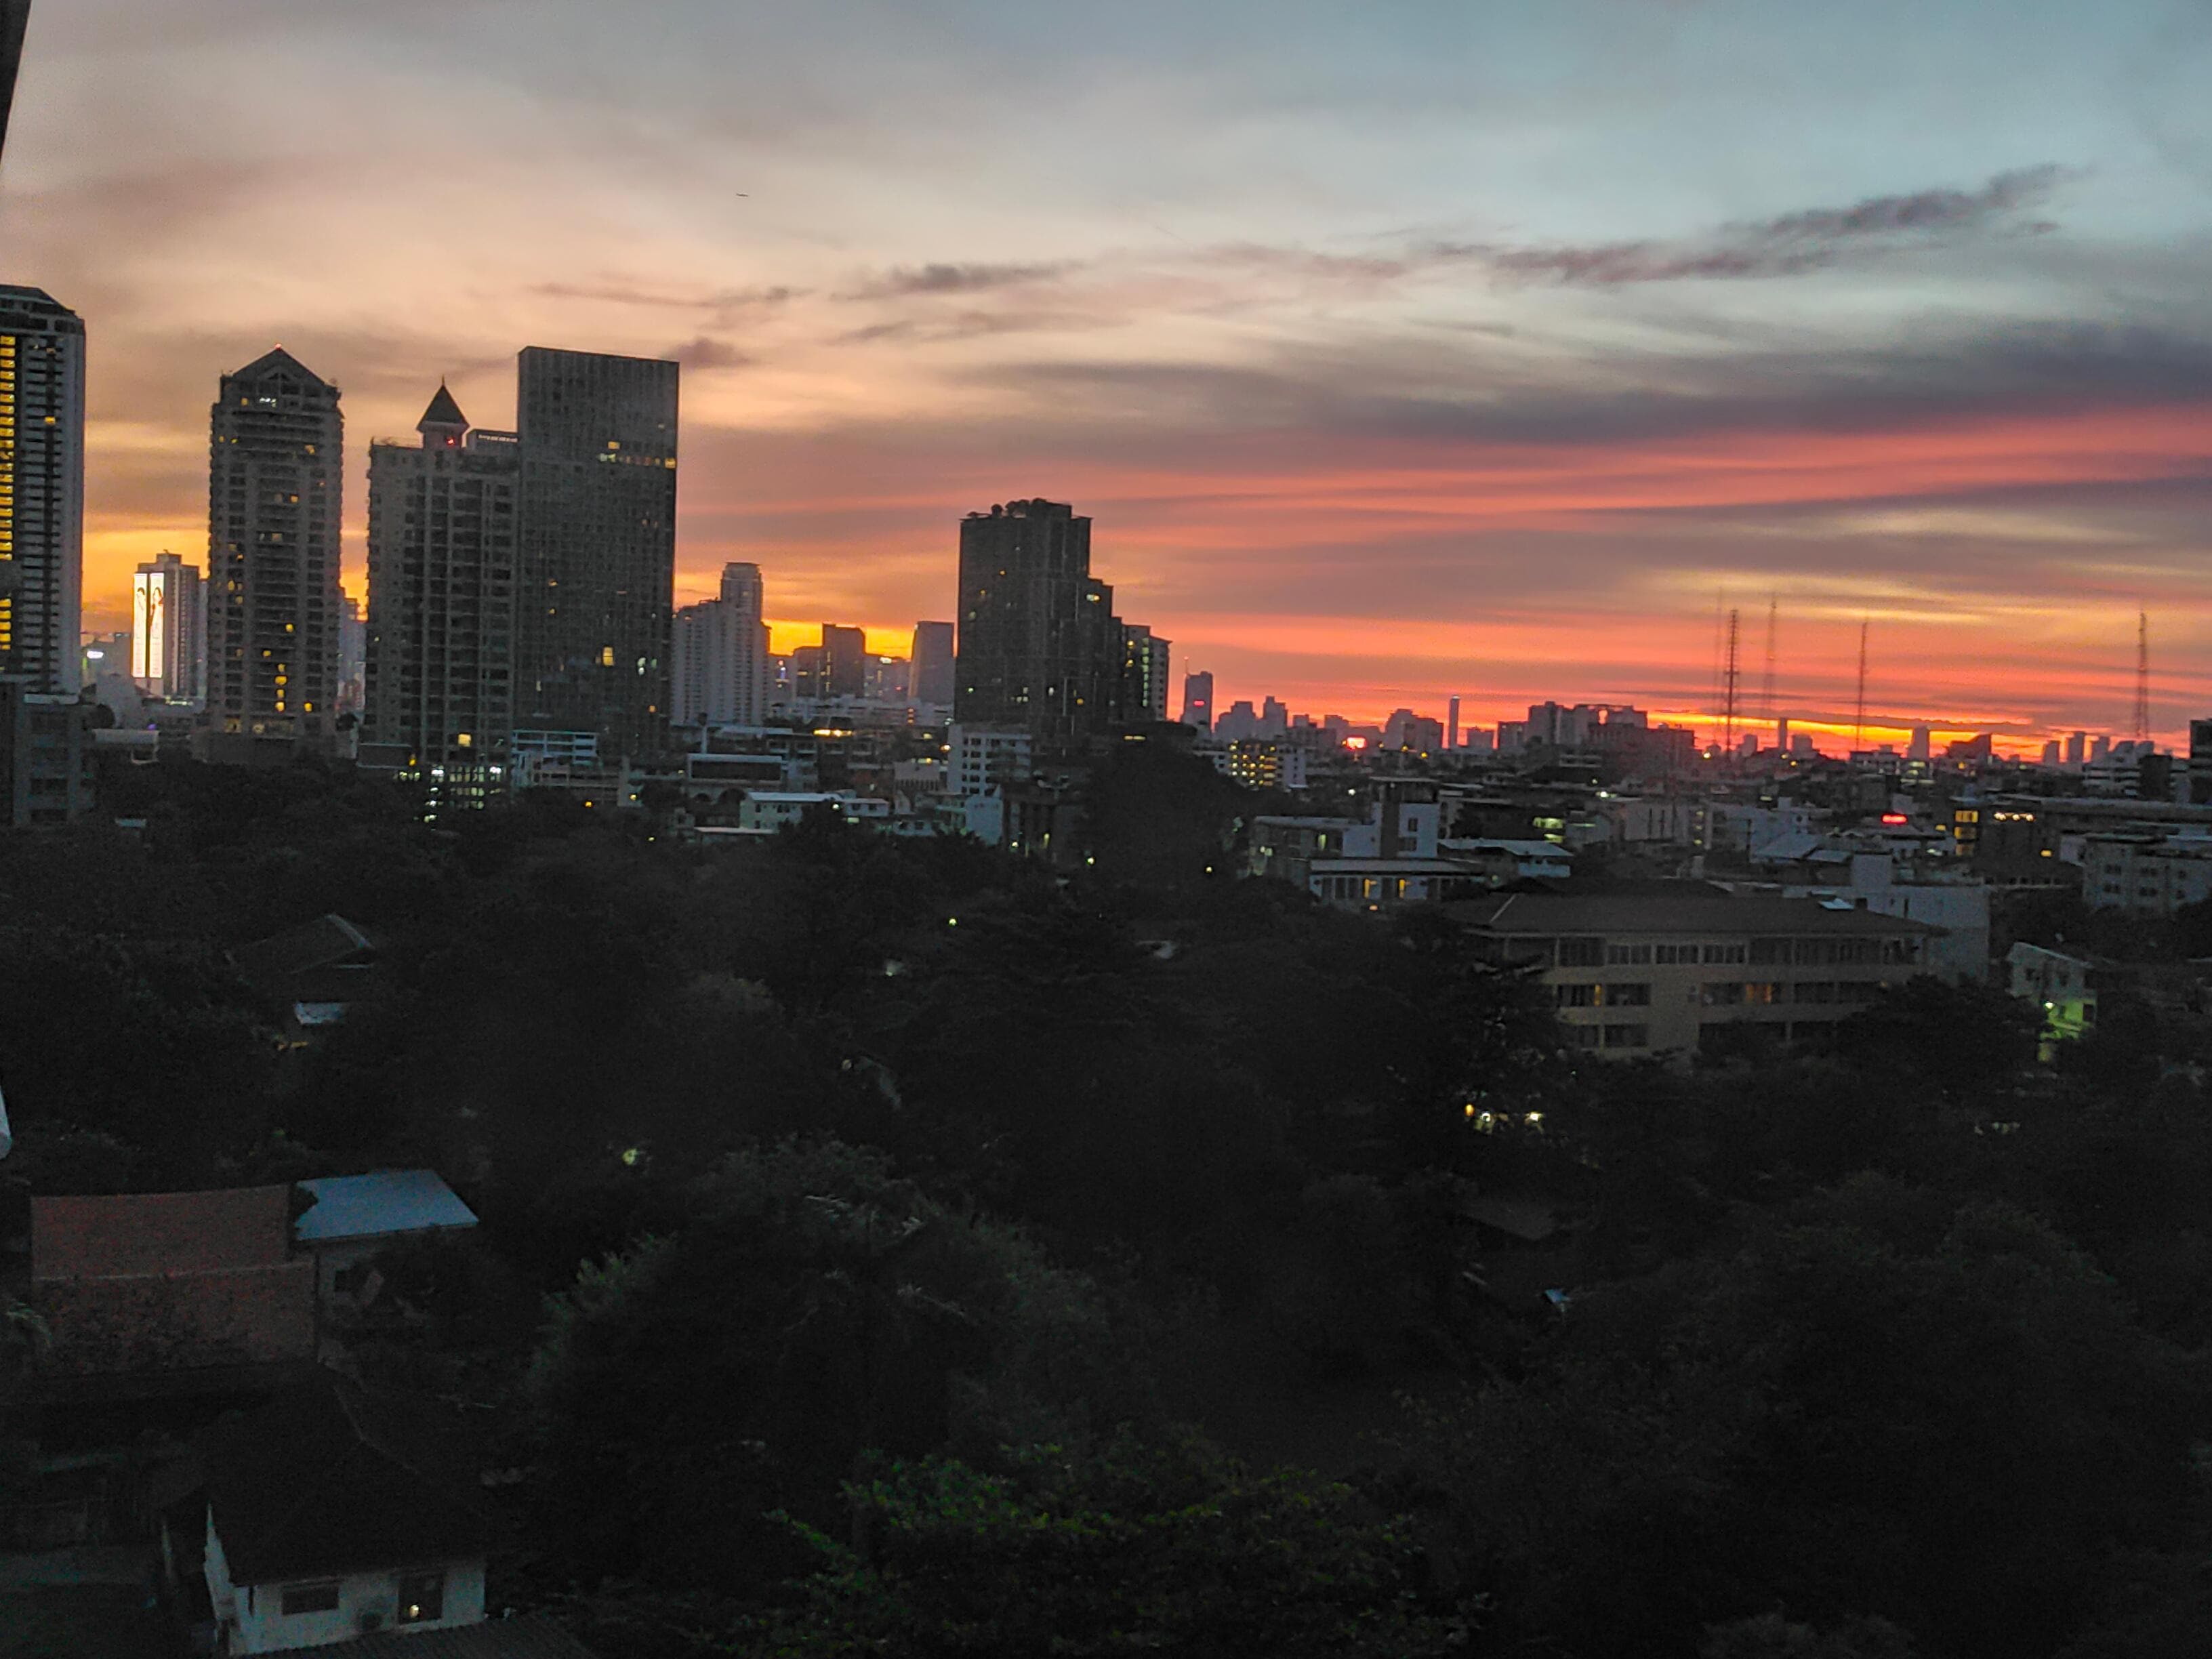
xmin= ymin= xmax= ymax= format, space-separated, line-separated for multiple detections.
xmin=206 ymin=347 xmax=344 ymax=751
xmin=822 ymin=621 xmax=866 ymax=699
xmin=910 ymin=619 xmax=956 ymax=720
xmin=0 ymin=284 xmax=85 ymax=695
xmin=672 ymin=560 xmax=771 ymax=728
xmin=1122 ymin=622 xmax=1171 ymax=722
xmin=1180 ymin=670 xmax=1214 ymax=732
xmin=132 ymin=550 xmax=205 ymax=701
xmin=512 ymin=346 xmax=680 ymax=757
xmin=364 ymin=383 xmax=518 ymax=803
xmin=954 ymin=498 xmax=1135 ymax=752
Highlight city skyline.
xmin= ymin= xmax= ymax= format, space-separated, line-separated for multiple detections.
xmin=3 ymin=1 xmax=2209 ymax=741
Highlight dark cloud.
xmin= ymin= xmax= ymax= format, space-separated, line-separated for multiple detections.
xmin=665 ymin=335 xmax=755 ymax=370
xmin=840 ymin=261 xmax=1076 ymax=301
xmin=1452 ymin=164 xmax=2074 ymax=287
xmin=532 ymin=280 xmax=799 ymax=312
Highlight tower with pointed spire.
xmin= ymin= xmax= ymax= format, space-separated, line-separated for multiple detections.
xmin=363 ymin=382 xmax=520 ymax=809
xmin=204 ymin=346 xmax=342 ymax=752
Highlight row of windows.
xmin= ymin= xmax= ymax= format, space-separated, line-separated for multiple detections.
xmin=278 ymin=1570 xmax=445 ymax=1622
xmin=1555 ymin=982 xmax=1653 ymax=1008
xmin=1564 ymin=1024 xmax=1650 ymax=1049
xmin=1567 ymin=936 xmax=1906 ymax=967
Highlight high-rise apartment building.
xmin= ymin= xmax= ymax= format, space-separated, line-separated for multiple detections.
xmin=954 ymin=498 xmax=1126 ymax=752
xmin=364 ymin=384 xmax=518 ymax=797
xmin=0 ymin=285 xmax=84 ymax=695
xmin=821 ymin=623 xmax=866 ymax=700
xmin=131 ymin=550 xmax=203 ymax=701
xmin=670 ymin=560 xmax=770 ymax=728
xmin=1180 ymin=670 xmax=1214 ymax=732
xmin=909 ymin=620 xmax=955 ymax=718
xmin=512 ymin=347 xmax=678 ymax=756
xmin=205 ymin=348 xmax=342 ymax=747
xmin=1121 ymin=623 xmax=1170 ymax=722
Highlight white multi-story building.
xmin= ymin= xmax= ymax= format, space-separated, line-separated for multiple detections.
xmin=951 ymin=724 xmax=1031 ymax=796
xmin=672 ymin=560 xmax=771 ymax=729
xmin=132 ymin=552 xmax=206 ymax=702
xmin=2081 ymin=832 xmax=2212 ymax=914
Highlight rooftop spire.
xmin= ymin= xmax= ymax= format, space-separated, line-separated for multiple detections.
xmin=417 ymin=379 xmax=468 ymax=446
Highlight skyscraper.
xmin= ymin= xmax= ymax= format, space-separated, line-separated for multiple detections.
xmin=954 ymin=498 xmax=1123 ymax=751
xmin=1180 ymin=670 xmax=1214 ymax=732
xmin=1121 ymin=623 xmax=1170 ymax=722
xmin=512 ymin=346 xmax=679 ymax=756
xmin=0 ymin=285 xmax=83 ymax=695
xmin=364 ymin=384 xmax=518 ymax=794
xmin=206 ymin=348 xmax=342 ymax=746
xmin=821 ymin=623 xmax=866 ymax=699
xmin=1 ymin=1 xmax=28 ymax=165
xmin=670 ymin=560 xmax=770 ymax=728
xmin=909 ymin=620 xmax=955 ymax=720
xmin=131 ymin=550 xmax=203 ymax=701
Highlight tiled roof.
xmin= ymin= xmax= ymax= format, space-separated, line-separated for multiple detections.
xmin=260 ymin=1618 xmax=598 ymax=1658
xmin=204 ymin=1369 xmax=492 ymax=1585
xmin=32 ymin=1188 xmax=313 ymax=1376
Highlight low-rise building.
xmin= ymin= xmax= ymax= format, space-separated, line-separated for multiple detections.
xmin=293 ymin=1170 xmax=479 ymax=1309
xmin=1448 ymin=890 xmax=1937 ymax=1059
xmin=2007 ymin=941 xmax=2112 ymax=1048
xmin=2081 ymin=832 xmax=2212 ymax=914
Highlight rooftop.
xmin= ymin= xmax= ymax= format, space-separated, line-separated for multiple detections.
xmin=260 ymin=1619 xmax=598 ymax=1659
xmin=295 ymin=1170 xmax=479 ymax=1246
xmin=1446 ymin=891 xmax=1940 ymax=937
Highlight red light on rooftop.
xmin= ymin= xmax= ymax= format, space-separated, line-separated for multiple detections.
xmin=1881 ymin=812 xmax=1909 ymax=825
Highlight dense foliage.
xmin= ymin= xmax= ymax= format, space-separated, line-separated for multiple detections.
xmin=5 ymin=753 xmax=2212 ymax=1657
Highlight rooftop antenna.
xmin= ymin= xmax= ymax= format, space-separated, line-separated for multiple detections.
xmin=2133 ymin=611 xmax=2151 ymax=744
xmin=1709 ymin=588 xmax=1725 ymax=750
xmin=1852 ymin=619 xmax=1870 ymax=754
xmin=1721 ymin=607 xmax=1742 ymax=752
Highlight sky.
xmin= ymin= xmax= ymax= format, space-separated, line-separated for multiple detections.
xmin=3 ymin=0 xmax=2211 ymax=749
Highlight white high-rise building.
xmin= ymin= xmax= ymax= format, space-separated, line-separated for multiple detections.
xmin=0 ymin=286 xmax=85 ymax=695
xmin=671 ymin=560 xmax=771 ymax=729
xmin=131 ymin=550 xmax=205 ymax=701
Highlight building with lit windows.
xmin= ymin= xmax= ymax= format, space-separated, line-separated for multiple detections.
xmin=1180 ymin=670 xmax=1214 ymax=732
xmin=671 ymin=561 xmax=771 ymax=729
xmin=0 ymin=285 xmax=84 ymax=695
xmin=132 ymin=550 xmax=204 ymax=701
xmin=364 ymin=384 xmax=518 ymax=810
xmin=205 ymin=348 xmax=342 ymax=752
xmin=1450 ymin=890 xmax=1936 ymax=1058
xmin=512 ymin=346 xmax=679 ymax=759
xmin=1122 ymin=623 xmax=1171 ymax=722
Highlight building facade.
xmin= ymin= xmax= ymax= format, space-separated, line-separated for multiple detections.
xmin=363 ymin=384 xmax=518 ymax=806
xmin=0 ymin=680 xmax=94 ymax=826
xmin=1451 ymin=891 xmax=1934 ymax=1059
xmin=132 ymin=550 xmax=205 ymax=701
xmin=1180 ymin=670 xmax=1213 ymax=732
xmin=909 ymin=619 xmax=955 ymax=720
xmin=1122 ymin=623 xmax=1171 ymax=722
xmin=671 ymin=560 xmax=771 ymax=728
xmin=0 ymin=285 xmax=84 ymax=695
xmin=954 ymin=499 xmax=1124 ymax=752
xmin=206 ymin=348 xmax=343 ymax=747
xmin=512 ymin=346 xmax=679 ymax=759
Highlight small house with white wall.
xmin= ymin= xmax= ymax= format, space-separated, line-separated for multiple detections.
xmin=293 ymin=1170 xmax=479 ymax=1306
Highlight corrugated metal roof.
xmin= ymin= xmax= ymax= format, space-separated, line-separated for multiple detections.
xmin=295 ymin=1171 xmax=479 ymax=1245
xmin=1446 ymin=892 xmax=1938 ymax=935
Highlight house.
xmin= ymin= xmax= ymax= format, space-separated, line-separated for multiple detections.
xmin=259 ymin=1624 xmax=600 ymax=1657
xmin=170 ymin=1369 xmax=499 ymax=1654
xmin=235 ymin=914 xmax=378 ymax=1039
xmin=2007 ymin=941 xmax=2131 ymax=1052
xmin=30 ymin=1186 xmax=315 ymax=1395
xmin=294 ymin=1170 xmax=480 ymax=1305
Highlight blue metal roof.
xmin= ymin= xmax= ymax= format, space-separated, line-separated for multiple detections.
xmin=294 ymin=1170 xmax=478 ymax=1244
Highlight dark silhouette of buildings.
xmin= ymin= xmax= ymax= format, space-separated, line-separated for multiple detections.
xmin=1122 ymin=623 xmax=1171 ymax=722
xmin=1181 ymin=670 xmax=1214 ymax=732
xmin=909 ymin=619 xmax=955 ymax=716
xmin=671 ymin=561 xmax=770 ymax=727
xmin=954 ymin=498 xmax=1128 ymax=751
xmin=364 ymin=383 xmax=518 ymax=804
xmin=0 ymin=284 xmax=81 ymax=695
xmin=0 ymin=1 xmax=28 ymax=164
xmin=822 ymin=622 xmax=866 ymax=699
xmin=512 ymin=346 xmax=679 ymax=756
xmin=205 ymin=348 xmax=343 ymax=752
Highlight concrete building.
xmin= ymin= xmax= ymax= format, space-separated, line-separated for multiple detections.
xmin=0 ymin=285 xmax=84 ymax=695
xmin=363 ymin=384 xmax=518 ymax=807
xmin=0 ymin=679 xmax=94 ymax=825
xmin=2007 ymin=941 xmax=2108 ymax=1048
xmin=1450 ymin=890 xmax=1936 ymax=1059
xmin=1227 ymin=738 xmax=1307 ymax=792
xmin=2081 ymin=832 xmax=2212 ymax=914
xmin=1122 ymin=622 xmax=1171 ymax=722
xmin=820 ymin=621 xmax=866 ymax=699
xmin=951 ymin=724 xmax=1032 ymax=796
xmin=205 ymin=348 xmax=343 ymax=751
xmin=909 ymin=619 xmax=955 ymax=720
xmin=1180 ymin=670 xmax=1214 ymax=732
xmin=133 ymin=550 xmax=205 ymax=701
xmin=512 ymin=347 xmax=680 ymax=758
xmin=954 ymin=498 xmax=1124 ymax=752
xmin=671 ymin=561 xmax=771 ymax=729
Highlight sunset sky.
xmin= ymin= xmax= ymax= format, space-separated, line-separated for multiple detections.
xmin=4 ymin=0 xmax=2210 ymax=747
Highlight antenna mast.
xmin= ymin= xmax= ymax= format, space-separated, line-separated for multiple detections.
xmin=1762 ymin=595 xmax=1779 ymax=739
xmin=1721 ymin=607 xmax=1742 ymax=753
xmin=1852 ymin=620 xmax=1869 ymax=754
xmin=2134 ymin=611 xmax=2151 ymax=743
